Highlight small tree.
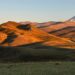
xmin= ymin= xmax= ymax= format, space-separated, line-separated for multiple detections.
xmin=17 ymin=24 xmax=31 ymax=30
xmin=1 ymin=32 xmax=17 ymax=45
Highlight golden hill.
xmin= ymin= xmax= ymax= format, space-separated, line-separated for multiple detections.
xmin=0 ymin=21 xmax=75 ymax=49
xmin=38 ymin=21 xmax=75 ymax=38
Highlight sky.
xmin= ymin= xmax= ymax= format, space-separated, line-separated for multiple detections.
xmin=0 ymin=0 xmax=75 ymax=23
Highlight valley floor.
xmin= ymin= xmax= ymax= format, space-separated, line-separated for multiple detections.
xmin=0 ymin=61 xmax=75 ymax=75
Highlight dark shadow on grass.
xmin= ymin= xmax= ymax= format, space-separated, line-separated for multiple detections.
xmin=0 ymin=43 xmax=75 ymax=62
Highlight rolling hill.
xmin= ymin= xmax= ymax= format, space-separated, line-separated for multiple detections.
xmin=38 ymin=17 xmax=75 ymax=39
xmin=0 ymin=21 xmax=75 ymax=49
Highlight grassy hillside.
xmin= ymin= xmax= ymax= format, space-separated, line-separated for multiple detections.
xmin=0 ymin=43 xmax=75 ymax=62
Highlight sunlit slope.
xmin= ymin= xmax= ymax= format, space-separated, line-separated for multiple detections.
xmin=0 ymin=21 xmax=75 ymax=49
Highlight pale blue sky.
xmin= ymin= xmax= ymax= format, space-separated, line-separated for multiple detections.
xmin=0 ymin=0 xmax=75 ymax=23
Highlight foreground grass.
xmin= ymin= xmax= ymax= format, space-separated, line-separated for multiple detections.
xmin=0 ymin=61 xmax=75 ymax=75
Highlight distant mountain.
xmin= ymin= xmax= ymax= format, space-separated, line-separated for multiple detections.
xmin=37 ymin=21 xmax=63 ymax=28
xmin=67 ymin=16 xmax=75 ymax=22
xmin=0 ymin=21 xmax=75 ymax=49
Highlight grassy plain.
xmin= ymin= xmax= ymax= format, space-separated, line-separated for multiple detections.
xmin=0 ymin=61 xmax=75 ymax=75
